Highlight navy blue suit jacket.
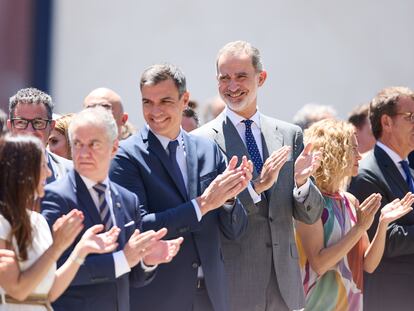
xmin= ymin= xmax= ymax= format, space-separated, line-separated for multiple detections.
xmin=110 ymin=127 xmax=248 ymax=311
xmin=349 ymin=146 xmax=414 ymax=310
xmin=41 ymin=169 xmax=154 ymax=311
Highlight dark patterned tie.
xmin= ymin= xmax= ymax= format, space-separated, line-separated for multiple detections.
xmin=168 ymin=140 xmax=188 ymax=199
xmin=93 ymin=183 xmax=113 ymax=231
xmin=242 ymin=119 xmax=263 ymax=174
xmin=400 ymin=160 xmax=414 ymax=193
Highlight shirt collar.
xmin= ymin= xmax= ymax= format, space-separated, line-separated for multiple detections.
xmin=376 ymin=141 xmax=407 ymax=164
xmin=224 ymin=107 xmax=261 ymax=129
xmin=146 ymin=124 xmax=185 ymax=150
xmin=79 ymin=174 xmax=110 ymax=191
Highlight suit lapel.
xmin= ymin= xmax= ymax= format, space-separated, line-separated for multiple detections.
xmin=183 ymin=132 xmax=198 ymax=199
xmin=142 ymin=127 xmax=188 ymax=201
xmin=109 ymin=183 xmax=126 ymax=246
xmin=72 ymin=171 xmax=102 ymax=225
xmin=260 ymin=114 xmax=284 ymax=161
xmin=375 ymin=146 xmax=409 ymax=195
xmin=46 ymin=152 xmax=56 ymax=184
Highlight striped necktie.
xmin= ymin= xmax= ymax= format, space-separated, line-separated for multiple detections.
xmin=93 ymin=183 xmax=113 ymax=231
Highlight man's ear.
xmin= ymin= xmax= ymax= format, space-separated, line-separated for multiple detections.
xmin=6 ymin=119 xmax=11 ymax=130
xmin=380 ymin=114 xmax=393 ymax=133
xmin=182 ymin=91 xmax=190 ymax=110
xmin=111 ymin=139 xmax=119 ymax=158
xmin=258 ymin=70 xmax=267 ymax=86
xmin=121 ymin=113 xmax=128 ymax=125
xmin=49 ymin=120 xmax=56 ymax=130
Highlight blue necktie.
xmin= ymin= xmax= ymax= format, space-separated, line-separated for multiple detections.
xmin=400 ymin=160 xmax=414 ymax=193
xmin=242 ymin=119 xmax=263 ymax=174
xmin=168 ymin=140 xmax=188 ymax=199
xmin=93 ymin=183 xmax=113 ymax=231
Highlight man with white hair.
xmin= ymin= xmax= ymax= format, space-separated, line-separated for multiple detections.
xmin=41 ymin=107 xmax=182 ymax=311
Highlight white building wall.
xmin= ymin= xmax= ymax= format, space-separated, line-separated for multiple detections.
xmin=50 ymin=0 xmax=414 ymax=127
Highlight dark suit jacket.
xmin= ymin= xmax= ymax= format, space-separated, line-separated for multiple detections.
xmin=41 ymin=169 xmax=154 ymax=311
xmin=110 ymin=127 xmax=248 ymax=311
xmin=46 ymin=151 xmax=72 ymax=184
xmin=349 ymin=145 xmax=414 ymax=311
xmin=193 ymin=112 xmax=324 ymax=311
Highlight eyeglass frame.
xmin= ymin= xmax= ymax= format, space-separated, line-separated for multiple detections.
xmin=393 ymin=112 xmax=414 ymax=123
xmin=10 ymin=117 xmax=53 ymax=130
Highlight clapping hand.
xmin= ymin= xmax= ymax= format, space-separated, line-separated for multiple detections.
xmin=143 ymin=228 xmax=184 ymax=266
xmin=253 ymin=146 xmax=291 ymax=194
xmin=78 ymin=225 xmax=120 ymax=256
xmin=355 ymin=193 xmax=382 ymax=231
xmin=379 ymin=192 xmax=414 ymax=225
xmin=294 ymin=143 xmax=323 ymax=187
xmin=52 ymin=209 xmax=85 ymax=256
xmin=197 ymin=155 xmax=252 ymax=215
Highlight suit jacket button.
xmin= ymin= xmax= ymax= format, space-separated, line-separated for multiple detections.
xmin=269 ymin=216 xmax=274 ymax=222
xmin=192 ymin=262 xmax=199 ymax=269
xmin=266 ymin=242 xmax=272 ymax=248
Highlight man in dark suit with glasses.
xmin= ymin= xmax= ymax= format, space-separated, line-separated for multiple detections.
xmin=349 ymin=86 xmax=414 ymax=310
xmin=7 ymin=87 xmax=72 ymax=183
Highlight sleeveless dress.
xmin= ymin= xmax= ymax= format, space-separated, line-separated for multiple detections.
xmin=296 ymin=192 xmax=367 ymax=311
xmin=0 ymin=211 xmax=56 ymax=310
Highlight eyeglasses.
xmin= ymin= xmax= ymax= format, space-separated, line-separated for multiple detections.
xmin=394 ymin=112 xmax=414 ymax=123
xmin=11 ymin=118 xmax=52 ymax=130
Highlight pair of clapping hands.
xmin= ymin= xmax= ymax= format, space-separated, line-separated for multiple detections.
xmin=51 ymin=210 xmax=184 ymax=269
xmin=196 ymin=143 xmax=322 ymax=215
xmin=354 ymin=192 xmax=414 ymax=230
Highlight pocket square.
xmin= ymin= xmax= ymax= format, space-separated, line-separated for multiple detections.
xmin=124 ymin=221 xmax=135 ymax=227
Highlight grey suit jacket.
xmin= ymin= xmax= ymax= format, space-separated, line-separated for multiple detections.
xmin=193 ymin=112 xmax=323 ymax=311
xmin=349 ymin=145 xmax=414 ymax=311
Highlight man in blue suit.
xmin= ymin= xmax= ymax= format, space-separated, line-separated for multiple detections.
xmin=42 ymin=107 xmax=182 ymax=311
xmin=110 ymin=64 xmax=250 ymax=311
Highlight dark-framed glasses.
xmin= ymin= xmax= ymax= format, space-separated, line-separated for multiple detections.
xmin=11 ymin=117 xmax=52 ymax=130
xmin=394 ymin=112 xmax=414 ymax=123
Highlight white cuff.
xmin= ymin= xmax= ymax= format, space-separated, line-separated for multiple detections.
xmin=192 ymin=199 xmax=202 ymax=221
xmin=247 ymin=182 xmax=262 ymax=204
xmin=293 ymin=178 xmax=310 ymax=203
xmin=141 ymin=260 xmax=158 ymax=272
xmin=113 ymin=251 xmax=131 ymax=278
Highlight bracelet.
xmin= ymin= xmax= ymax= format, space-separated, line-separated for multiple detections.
xmin=69 ymin=254 xmax=85 ymax=265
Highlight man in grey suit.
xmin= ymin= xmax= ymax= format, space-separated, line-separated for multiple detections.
xmin=7 ymin=87 xmax=72 ymax=183
xmin=193 ymin=41 xmax=324 ymax=311
xmin=349 ymin=86 xmax=414 ymax=311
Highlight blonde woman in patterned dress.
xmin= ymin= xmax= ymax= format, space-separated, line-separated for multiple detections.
xmin=296 ymin=119 xmax=414 ymax=311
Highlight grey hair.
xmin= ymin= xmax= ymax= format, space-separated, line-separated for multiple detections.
xmin=293 ymin=103 xmax=337 ymax=130
xmin=68 ymin=106 xmax=118 ymax=144
xmin=216 ymin=40 xmax=263 ymax=73
xmin=140 ymin=63 xmax=187 ymax=98
xmin=9 ymin=88 xmax=54 ymax=119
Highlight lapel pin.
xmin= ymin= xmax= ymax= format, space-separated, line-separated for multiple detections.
xmin=116 ymin=202 xmax=121 ymax=209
